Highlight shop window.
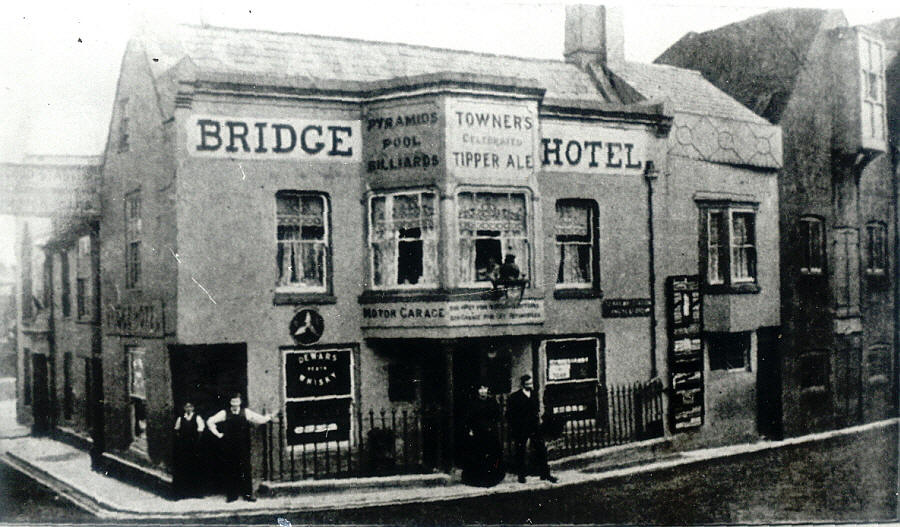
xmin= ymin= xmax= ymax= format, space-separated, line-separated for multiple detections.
xmin=707 ymin=332 xmax=750 ymax=372
xmin=388 ymin=363 xmax=417 ymax=402
xmin=127 ymin=346 xmax=147 ymax=451
xmin=276 ymin=192 xmax=329 ymax=293
xmin=125 ymin=191 xmax=142 ymax=289
xmin=555 ymin=200 xmax=599 ymax=290
xmin=23 ymin=348 xmax=32 ymax=406
xmin=76 ymin=235 xmax=91 ymax=320
xmin=63 ymin=352 xmax=73 ymax=421
xmin=865 ymin=221 xmax=887 ymax=276
xmin=283 ymin=349 xmax=353 ymax=447
xmin=60 ymin=250 xmax=71 ymax=317
xmin=369 ymin=191 xmax=438 ymax=288
xmin=458 ymin=191 xmax=529 ymax=285
xmin=799 ymin=351 xmax=829 ymax=391
xmin=799 ymin=216 xmax=824 ymax=275
xmin=543 ymin=337 xmax=603 ymax=423
xmin=698 ymin=203 xmax=758 ymax=291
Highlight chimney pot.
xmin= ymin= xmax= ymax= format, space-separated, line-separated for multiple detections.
xmin=564 ymin=4 xmax=625 ymax=70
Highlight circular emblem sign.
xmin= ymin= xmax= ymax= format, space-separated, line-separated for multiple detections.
xmin=289 ymin=309 xmax=324 ymax=345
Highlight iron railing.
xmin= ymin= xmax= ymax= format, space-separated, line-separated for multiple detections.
xmin=263 ymin=378 xmax=664 ymax=481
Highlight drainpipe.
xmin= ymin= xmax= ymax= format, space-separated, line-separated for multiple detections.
xmin=644 ymin=161 xmax=659 ymax=380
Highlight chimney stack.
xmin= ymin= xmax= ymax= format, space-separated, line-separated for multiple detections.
xmin=564 ymin=5 xmax=625 ymax=70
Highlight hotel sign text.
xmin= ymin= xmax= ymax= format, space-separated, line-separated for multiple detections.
xmin=541 ymin=122 xmax=648 ymax=174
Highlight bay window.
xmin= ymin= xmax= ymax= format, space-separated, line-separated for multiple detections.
xmin=276 ymin=192 xmax=329 ymax=292
xmin=369 ymin=191 xmax=438 ymax=288
xmin=458 ymin=191 xmax=529 ymax=285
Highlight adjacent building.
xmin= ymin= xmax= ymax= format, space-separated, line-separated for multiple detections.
xmin=17 ymin=6 xmax=782 ymax=482
xmin=658 ymin=9 xmax=898 ymax=436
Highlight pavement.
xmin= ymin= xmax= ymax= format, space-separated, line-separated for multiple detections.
xmin=1 ymin=398 xmax=898 ymax=521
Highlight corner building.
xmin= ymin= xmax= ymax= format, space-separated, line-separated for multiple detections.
xmin=94 ymin=6 xmax=781 ymax=476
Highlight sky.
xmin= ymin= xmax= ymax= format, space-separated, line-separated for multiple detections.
xmin=1 ymin=0 xmax=899 ymax=266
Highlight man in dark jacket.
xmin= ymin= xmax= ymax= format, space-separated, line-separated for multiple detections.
xmin=207 ymin=393 xmax=271 ymax=502
xmin=506 ymin=374 xmax=557 ymax=483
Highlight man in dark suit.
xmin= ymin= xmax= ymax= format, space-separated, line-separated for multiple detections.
xmin=506 ymin=374 xmax=557 ymax=483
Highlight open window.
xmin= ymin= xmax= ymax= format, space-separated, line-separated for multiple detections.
xmin=457 ymin=191 xmax=529 ymax=286
xmin=369 ymin=191 xmax=438 ymax=289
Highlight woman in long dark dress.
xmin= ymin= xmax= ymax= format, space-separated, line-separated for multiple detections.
xmin=172 ymin=402 xmax=204 ymax=499
xmin=462 ymin=385 xmax=506 ymax=487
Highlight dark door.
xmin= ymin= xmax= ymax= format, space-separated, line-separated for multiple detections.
xmin=169 ymin=343 xmax=248 ymax=494
xmin=31 ymin=354 xmax=51 ymax=435
xmin=420 ymin=345 xmax=448 ymax=470
xmin=88 ymin=356 xmax=105 ymax=467
xmin=756 ymin=326 xmax=783 ymax=439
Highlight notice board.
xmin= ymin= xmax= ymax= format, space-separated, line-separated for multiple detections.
xmin=666 ymin=275 xmax=704 ymax=430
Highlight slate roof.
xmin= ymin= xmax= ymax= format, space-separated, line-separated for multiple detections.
xmin=143 ymin=24 xmax=605 ymax=102
xmin=654 ymin=9 xmax=837 ymax=124
xmin=609 ymin=62 xmax=769 ymax=124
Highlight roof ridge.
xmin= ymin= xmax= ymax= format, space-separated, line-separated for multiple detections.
xmin=177 ymin=23 xmax=573 ymax=67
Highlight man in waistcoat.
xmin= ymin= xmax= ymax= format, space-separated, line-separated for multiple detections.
xmin=207 ymin=393 xmax=271 ymax=502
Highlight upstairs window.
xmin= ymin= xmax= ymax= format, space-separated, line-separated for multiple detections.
xmin=60 ymin=250 xmax=71 ymax=317
xmin=458 ymin=191 xmax=529 ymax=285
xmin=859 ymin=33 xmax=887 ymax=141
xmin=276 ymin=192 xmax=329 ymax=292
xmin=865 ymin=221 xmax=887 ymax=276
xmin=699 ymin=204 xmax=758 ymax=290
xmin=555 ymin=200 xmax=598 ymax=289
xmin=799 ymin=216 xmax=825 ymax=275
xmin=124 ymin=191 xmax=142 ymax=289
xmin=369 ymin=191 xmax=438 ymax=288
xmin=76 ymin=235 xmax=91 ymax=320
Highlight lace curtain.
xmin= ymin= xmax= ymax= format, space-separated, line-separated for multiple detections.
xmin=277 ymin=194 xmax=326 ymax=289
xmin=458 ymin=192 xmax=528 ymax=284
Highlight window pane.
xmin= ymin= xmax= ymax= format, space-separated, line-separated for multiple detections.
xmin=707 ymin=211 xmax=725 ymax=283
xmin=708 ymin=332 xmax=750 ymax=371
xmin=276 ymin=193 xmax=328 ymax=290
xmin=459 ymin=192 xmax=528 ymax=284
xmin=732 ymin=212 xmax=756 ymax=280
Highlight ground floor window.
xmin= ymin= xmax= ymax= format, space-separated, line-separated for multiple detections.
xmin=283 ymin=348 xmax=353 ymax=446
xmin=542 ymin=337 xmax=603 ymax=423
xmin=707 ymin=332 xmax=751 ymax=371
xmin=127 ymin=346 xmax=147 ymax=451
xmin=798 ymin=350 xmax=829 ymax=392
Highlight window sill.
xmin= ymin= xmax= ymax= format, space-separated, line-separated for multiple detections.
xmin=553 ymin=289 xmax=603 ymax=300
xmin=702 ymin=282 xmax=760 ymax=295
xmin=273 ymin=292 xmax=337 ymax=305
xmin=359 ymin=288 xmax=543 ymax=304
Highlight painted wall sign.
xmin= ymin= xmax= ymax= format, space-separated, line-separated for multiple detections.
xmin=445 ymin=100 xmax=537 ymax=177
xmin=284 ymin=349 xmax=351 ymax=399
xmin=541 ymin=122 xmax=648 ymax=174
xmin=104 ymin=301 xmax=164 ymax=337
xmin=285 ymin=399 xmax=351 ymax=445
xmin=665 ymin=275 xmax=704 ymax=431
xmin=289 ymin=309 xmax=324 ymax=345
xmin=361 ymin=299 xmax=544 ymax=328
xmin=602 ymin=298 xmax=652 ymax=318
xmin=364 ymin=103 xmax=441 ymax=174
xmin=187 ymin=115 xmax=361 ymax=161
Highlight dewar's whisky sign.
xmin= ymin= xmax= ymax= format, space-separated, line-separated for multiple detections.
xmin=187 ymin=115 xmax=362 ymax=161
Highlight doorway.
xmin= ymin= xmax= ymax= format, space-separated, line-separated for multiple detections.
xmin=756 ymin=326 xmax=783 ymax=439
xmin=31 ymin=354 xmax=51 ymax=435
xmin=169 ymin=343 xmax=247 ymax=494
